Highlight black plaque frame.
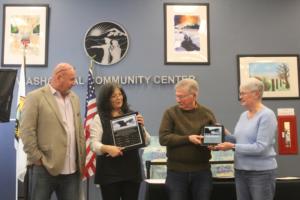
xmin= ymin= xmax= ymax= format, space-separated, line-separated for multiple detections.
xmin=110 ymin=112 xmax=145 ymax=151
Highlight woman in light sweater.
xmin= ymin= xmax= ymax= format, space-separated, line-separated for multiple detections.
xmin=90 ymin=82 xmax=150 ymax=200
xmin=216 ymin=78 xmax=277 ymax=200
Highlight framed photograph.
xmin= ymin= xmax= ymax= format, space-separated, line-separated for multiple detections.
xmin=110 ymin=112 xmax=145 ymax=151
xmin=1 ymin=4 xmax=50 ymax=67
xmin=278 ymin=115 xmax=298 ymax=155
xmin=237 ymin=55 xmax=300 ymax=99
xmin=164 ymin=3 xmax=210 ymax=65
xmin=202 ymin=125 xmax=224 ymax=146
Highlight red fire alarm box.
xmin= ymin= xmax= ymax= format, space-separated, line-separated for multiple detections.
xmin=277 ymin=115 xmax=298 ymax=155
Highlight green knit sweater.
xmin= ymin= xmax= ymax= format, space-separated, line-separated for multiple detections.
xmin=159 ymin=103 xmax=216 ymax=172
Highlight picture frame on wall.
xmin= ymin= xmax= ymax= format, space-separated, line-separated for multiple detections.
xmin=164 ymin=3 xmax=210 ymax=65
xmin=1 ymin=4 xmax=50 ymax=67
xmin=237 ymin=54 xmax=300 ymax=99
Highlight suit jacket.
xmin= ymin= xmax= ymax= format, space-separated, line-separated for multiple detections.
xmin=20 ymin=85 xmax=86 ymax=176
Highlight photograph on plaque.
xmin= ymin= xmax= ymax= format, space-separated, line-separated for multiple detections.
xmin=202 ymin=125 xmax=224 ymax=145
xmin=110 ymin=112 xmax=145 ymax=151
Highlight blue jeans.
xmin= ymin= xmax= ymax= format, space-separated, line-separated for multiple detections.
xmin=28 ymin=165 xmax=80 ymax=200
xmin=165 ymin=169 xmax=212 ymax=200
xmin=235 ymin=169 xmax=276 ymax=200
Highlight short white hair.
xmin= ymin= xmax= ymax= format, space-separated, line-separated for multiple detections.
xmin=240 ymin=78 xmax=264 ymax=98
xmin=175 ymin=78 xmax=199 ymax=96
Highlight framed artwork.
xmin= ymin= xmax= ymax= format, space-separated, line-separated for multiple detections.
xmin=277 ymin=115 xmax=298 ymax=155
xmin=1 ymin=4 xmax=50 ymax=67
xmin=237 ymin=54 xmax=300 ymax=99
xmin=164 ymin=3 xmax=210 ymax=65
xmin=84 ymin=21 xmax=129 ymax=66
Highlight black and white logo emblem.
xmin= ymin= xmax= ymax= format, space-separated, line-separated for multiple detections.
xmin=84 ymin=22 xmax=129 ymax=65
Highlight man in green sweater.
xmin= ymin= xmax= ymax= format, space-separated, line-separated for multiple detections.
xmin=159 ymin=78 xmax=216 ymax=200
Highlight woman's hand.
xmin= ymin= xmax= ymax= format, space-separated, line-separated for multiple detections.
xmin=215 ymin=142 xmax=235 ymax=151
xmin=224 ymin=128 xmax=231 ymax=135
xmin=102 ymin=145 xmax=124 ymax=157
xmin=136 ymin=114 xmax=145 ymax=126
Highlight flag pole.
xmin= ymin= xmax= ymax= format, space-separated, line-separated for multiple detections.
xmin=16 ymin=38 xmax=28 ymax=200
xmin=90 ymin=55 xmax=96 ymax=72
xmin=86 ymin=56 xmax=95 ymax=200
xmin=87 ymin=57 xmax=93 ymax=200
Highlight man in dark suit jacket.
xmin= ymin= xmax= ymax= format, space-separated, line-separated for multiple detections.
xmin=20 ymin=63 xmax=86 ymax=200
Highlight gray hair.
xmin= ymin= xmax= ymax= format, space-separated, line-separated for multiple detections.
xmin=240 ymin=78 xmax=264 ymax=98
xmin=175 ymin=78 xmax=199 ymax=96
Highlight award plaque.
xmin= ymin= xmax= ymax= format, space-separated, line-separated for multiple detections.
xmin=110 ymin=112 xmax=145 ymax=151
xmin=202 ymin=125 xmax=224 ymax=145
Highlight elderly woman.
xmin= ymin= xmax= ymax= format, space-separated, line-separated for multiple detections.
xmin=216 ymin=78 xmax=277 ymax=200
xmin=90 ymin=82 xmax=151 ymax=200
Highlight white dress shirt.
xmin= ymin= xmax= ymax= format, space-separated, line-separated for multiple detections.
xmin=49 ymin=85 xmax=77 ymax=174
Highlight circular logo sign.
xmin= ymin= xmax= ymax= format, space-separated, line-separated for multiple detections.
xmin=84 ymin=21 xmax=129 ymax=65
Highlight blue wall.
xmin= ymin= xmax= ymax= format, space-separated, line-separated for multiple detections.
xmin=1 ymin=0 xmax=300 ymax=199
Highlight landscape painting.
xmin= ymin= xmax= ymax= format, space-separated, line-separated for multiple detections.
xmin=238 ymin=55 xmax=300 ymax=99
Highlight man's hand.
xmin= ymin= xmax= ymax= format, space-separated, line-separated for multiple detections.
xmin=34 ymin=159 xmax=43 ymax=166
xmin=188 ymin=135 xmax=203 ymax=145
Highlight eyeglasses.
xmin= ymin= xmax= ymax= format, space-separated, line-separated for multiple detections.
xmin=176 ymin=94 xmax=192 ymax=99
xmin=239 ymin=91 xmax=255 ymax=96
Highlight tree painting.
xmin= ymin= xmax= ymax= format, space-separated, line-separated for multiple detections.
xmin=277 ymin=63 xmax=290 ymax=89
xmin=249 ymin=62 xmax=291 ymax=92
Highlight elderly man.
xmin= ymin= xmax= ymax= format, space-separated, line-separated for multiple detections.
xmin=20 ymin=63 xmax=86 ymax=200
xmin=159 ymin=78 xmax=216 ymax=200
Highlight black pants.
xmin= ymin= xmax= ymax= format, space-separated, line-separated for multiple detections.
xmin=100 ymin=180 xmax=141 ymax=200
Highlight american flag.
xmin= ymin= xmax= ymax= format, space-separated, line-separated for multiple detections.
xmin=82 ymin=69 xmax=97 ymax=179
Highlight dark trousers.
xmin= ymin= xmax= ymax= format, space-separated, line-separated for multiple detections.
xmin=100 ymin=180 xmax=141 ymax=200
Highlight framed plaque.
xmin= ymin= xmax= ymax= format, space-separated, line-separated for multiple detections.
xmin=202 ymin=125 xmax=224 ymax=145
xmin=110 ymin=112 xmax=145 ymax=151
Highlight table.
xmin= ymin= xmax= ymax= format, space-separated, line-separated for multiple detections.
xmin=139 ymin=178 xmax=300 ymax=200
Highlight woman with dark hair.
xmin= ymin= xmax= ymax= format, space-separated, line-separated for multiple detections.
xmin=90 ymin=82 xmax=151 ymax=200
